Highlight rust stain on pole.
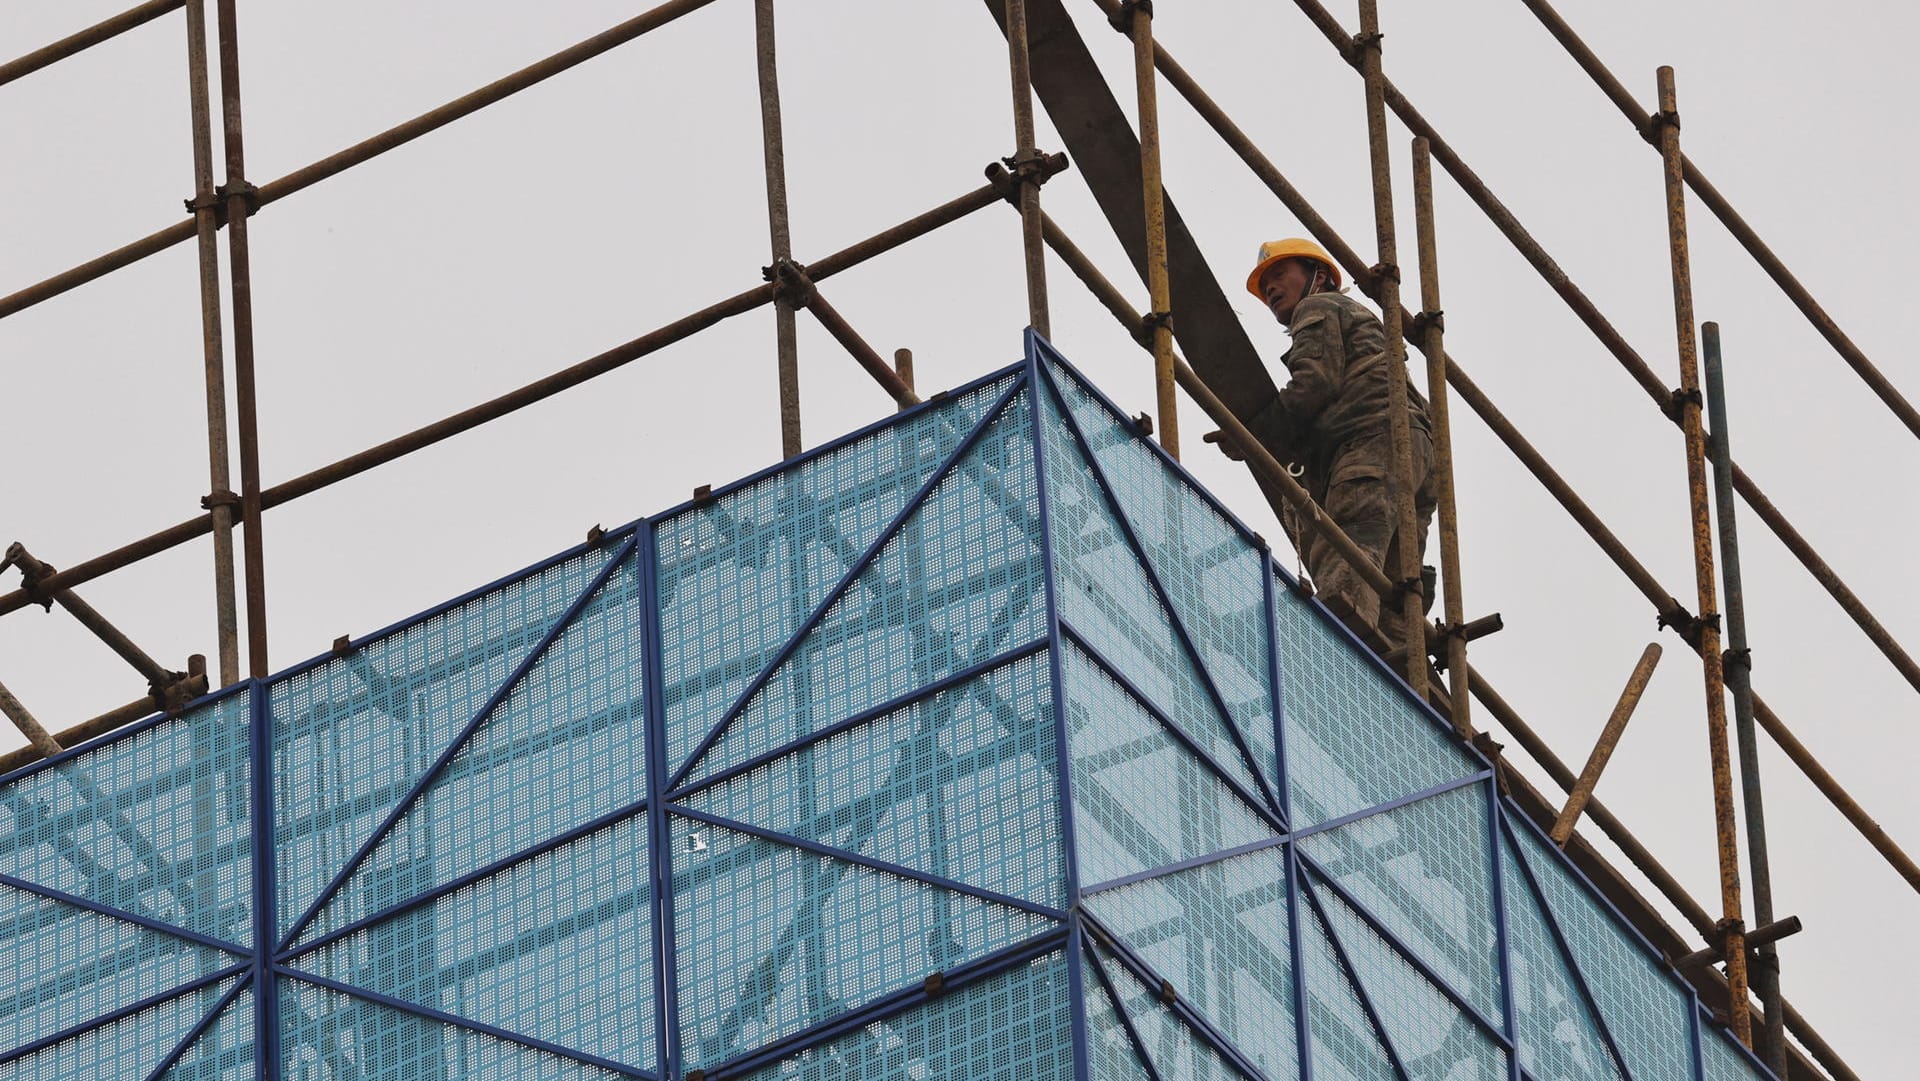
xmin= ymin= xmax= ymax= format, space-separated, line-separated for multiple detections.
xmin=0 ymin=680 xmax=63 ymax=759
xmin=183 ymin=0 xmax=240 ymax=688
xmin=1410 ymin=137 xmax=1468 ymax=736
xmin=1551 ymin=643 xmax=1662 ymax=845
xmin=1122 ymin=1 xmax=1179 ymax=459
xmin=1002 ymin=0 xmax=1050 ymax=337
xmin=753 ymin=0 xmax=801 ymax=458
xmin=1353 ymin=0 xmax=1426 ymax=695
xmin=893 ymin=349 xmax=916 ymax=410
xmin=1656 ymin=66 xmax=1749 ymax=1046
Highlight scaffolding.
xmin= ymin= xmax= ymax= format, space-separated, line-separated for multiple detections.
xmin=1 ymin=2 xmax=1915 ymax=1079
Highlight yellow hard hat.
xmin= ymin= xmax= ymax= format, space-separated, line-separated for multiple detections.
xmin=1246 ymin=238 xmax=1341 ymax=297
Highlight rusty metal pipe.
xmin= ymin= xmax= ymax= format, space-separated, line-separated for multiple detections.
xmin=2 ymin=545 xmax=175 ymax=687
xmin=1002 ymin=0 xmax=1050 ymax=337
xmin=182 ymin=0 xmax=239 ymax=687
xmin=1678 ymin=916 xmax=1802 ymax=971
xmin=1353 ymin=0 xmax=1426 ymax=695
xmin=213 ymin=0 xmax=269 ymax=680
xmin=0 ymin=0 xmax=726 ymax=321
xmin=1705 ymin=322 xmax=1786 ymax=1073
xmin=1120 ymin=1 xmax=1178 ymax=459
xmin=1656 ymin=67 xmax=1748 ymax=1045
xmin=0 ymin=180 xmax=1006 ymax=620
xmin=1514 ymin=0 xmax=1920 ymax=443
xmin=0 ymin=679 xmax=63 ymax=759
xmin=1550 ymin=643 xmax=1662 ymax=846
xmin=0 ymin=0 xmax=184 ymax=88
xmin=801 ymin=291 xmax=921 ymax=408
xmin=0 ymin=664 xmax=210 ymax=777
xmin=1411 ymin=137 xmax=1469 ymax=735
xmin=893 ymin=349 xmax=916 ymax=410
xmin=753 ymin=0 xmax=801 ymax=458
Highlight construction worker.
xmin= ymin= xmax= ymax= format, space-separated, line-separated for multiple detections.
xmin=1232 ymin=237 xmax=1435 ymax=645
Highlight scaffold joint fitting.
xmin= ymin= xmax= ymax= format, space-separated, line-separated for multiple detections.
xmin=1 ymin=543 xmax=54 ymax=611
xmin=215 ymin=180 xmax=260 ymax=217
xmin=1135 ymin=309 xmax=1174 ymax=346
xmin=1649 ymin=109 xmax=1682 ymax=135
xmin=201 ymin=489 xmax=240 ymax=512
xmin=765 ymin=257 xmax=815 ymax=310
xmin=1351 ymin=30 xmax=1384 ymax=53
xmin=1409 ymin=309 xmax=1445 ymax=338
xmin=1368 ymin=261 xmax=1401 ymax=285
xmin=1666 ymin=386 xmax=1703 ymax=420
xmin=1723 ymin=645 xmax=1752 ymax=671
xmin=1132 ymin=412 xmax=1154 ymax=437
xmin=1107 ymin=0 xmax=1153 ymax=33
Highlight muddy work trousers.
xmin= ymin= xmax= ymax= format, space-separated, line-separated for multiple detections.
xmin=1284 ymin=429 xmax=1436 ymax=644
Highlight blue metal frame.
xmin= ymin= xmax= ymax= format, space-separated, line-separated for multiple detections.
xmin=1082 ymin=937 xmax=1167 ymax=1081
xmin=1034 ymin=356 xmax=1283 ymax=817
xmin=639 ymin=521 xmax=678 ymax=1081
xmin=1485 ymin=781 xmax=1523 ymax=1081
xmin=280 ymin=534 xmax=640 ymax=950
xmin=0 ymin=679 xmax=253 ymax=789
xmin=663 ymin=373 xmax=1029 ymax=793
xmin=139 ymin=970 xmax=253 ymax=1081
xmin=1283 ymin=842 xmax=1315 ymax=1081
xmin=0 ymin=870 xmax=247 ymax=955
xmin=248 ymin=680 xmax=280 ymax=1081
xmin=1295 ymin=870 xmax=1413 ymax=1081
xmin=1080 ymin=909 xmax=1272 ymax=1081
xmin=0 ymin=962 xmax=246 ymax=1069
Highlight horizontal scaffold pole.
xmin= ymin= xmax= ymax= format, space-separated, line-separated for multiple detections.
xmin=0 ymin=0 xmax=184 ymax=88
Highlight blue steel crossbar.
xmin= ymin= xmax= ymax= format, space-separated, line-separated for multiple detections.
xmin=665 ymin=805 xmax=1067 ymax=920
xmin=1080 ymin=910 xmax=1271 ymax=1081
xmin=1027 ymin=336 xmax=1082 ymax=911
xmin=1080 ymin=834 xmax=1290 ymax=896
xmin=1296 ymin=871 xmax=1415 ymax=1081
xmin=1283 ymin=843 xmax=1315 ymax=1081
xmin=0 ymin=962 xmax=246 ymax=1068
xmin=666 ymin=638 xmax=1048 ymax=801
xmin=1081 ymin=938 xmax=1168 ymax=1081
xmin=705 ymin=925 xmax=1070 ymax=1081
xmin=276 ymin=967 xmax=658 ymax=1079
xmin=1035 ymin=360 xmax=1284 ymax=817
xmin=1288 ymin=770 xmax=1494 ymax=842
xmin=279 ymin=535 xmax=640 ymax=951
xmin=663 ymin=374 xmax=1029 ymax=793
xmin=138 ymin=970 xmax=252 ymax=1081
xmin=1261 ymin=552 xmax=1292 ymax=829
xmin=1500 ymin=813 xmax=1637 ymax=1081
xmin=1061 ymin=624 xmax=1288 ymax=837
xmin=247 ymin=680 xmax=279 ymax=1081
xmin=638 ymin=522 xmax=679 ymax=1081
xmin=0 ymin=870 xmax=248 ymax=955
xmin=0 ymin=680 xmax=250 ymax=788
xmin=1485 ymin=781 xmax=1524 ymax=1081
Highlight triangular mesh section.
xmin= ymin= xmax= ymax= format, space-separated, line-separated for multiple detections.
xmin=0 ymin=882 xmax=240 ymax=1054
xmin=1060 ymin=642 xmax=1272 ymax=890
xmin=1309 ymin=875 xmax=1508 ymax=1080
xmin=271 ymin=543 xmax=615 ymax=939
xmin=1094 ymin=941 xmax=1255 ymax=1081
xmin=683 ymin=392 xmax=1046 ymax=789
xmin=1086 ymin=846 xmax=1298 ymax=1081
xmin=0 ymin=975 xmax=239 ymax=1081
xmin=682 ymin=651 xmax=1062 ymax=909
xmin=159 ymin=984 xmax=254 ymax=1081
xmin=1085 ymin=950 xmax=1156 ymax=1081
xmin=1270 ymin=566 xmax=1478 ymax=827
xmin=735 ymin=950 xmax=1075 ymax=1081
xmin=1046 ymin=361 xmax=1280 ymax=805
xmin=1297 ymin=783 xmax=1504 ymax=1026
xmin=656 ymin=375 xmax=1018 ymax=778
xmin=307 ymin=554 xmax=645 ymax=942
xmin=1298 ymin=883 xmax=1398 ymax=1081
xmin=1509 ymin=820 xmax=1698 ymax=1081
xmin=278 ymin=979 xmax=627 ymax=1081
xmin=288 ymin=814 xmax=654 ymax=1072
xmin=0 ymin=692 xmax=251 ymax=946
xmin=1700 ymin=1008 xmax=1771 ymax=1081
xmin=670 ymin=821 xmax=1054 ymax=1071
xmin=1499 ymin=834 xmax=1625 ymax=1081
xmin=1038 ymin=381 xmax=1268 ymax=805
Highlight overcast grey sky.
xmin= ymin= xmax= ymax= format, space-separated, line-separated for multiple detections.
xmin=3 ymin=0 xmax=1915 ymax=1075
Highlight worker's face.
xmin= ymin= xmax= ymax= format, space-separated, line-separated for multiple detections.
xmin=1259 ymin=258 xmax=1320 ymax=324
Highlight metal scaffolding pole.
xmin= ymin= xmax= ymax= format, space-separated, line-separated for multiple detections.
xmin=1002 ymin=0 xmax=1051 ymax=337
xmin=182 ymin=0 xmax=240 ymax=687
xmin=1704 ymin=321 xmax=1785 ymax=1074
xmin=1550 ymin=643 xmax=1661 ymax=846
xmin=1654 ymin=66 xmax=1749 ymax=1046
xmin=1118 ymin=0 xmax=1179 ymax=459
xmin=753 ymin=0 xmax=802 ymax=458
xmin=1410 ymin=137 xmax=1469 ymax=736
xmin=1514 ymin=0 xmax=1920 ymax=444
xmin=0 ymin=680 xmax=63 ymax=759
xmin=0 ymin=0 xmax=185 ymax=87
xmin=1353 ymin=0 xmax=1427 ymax=695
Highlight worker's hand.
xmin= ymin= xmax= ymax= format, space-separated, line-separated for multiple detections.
xmin=1203 ymin=429 xmax=1247 ymax=461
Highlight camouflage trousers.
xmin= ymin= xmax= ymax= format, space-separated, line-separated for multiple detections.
xmin=1282 ymin=428 xmax=1436 ymax=646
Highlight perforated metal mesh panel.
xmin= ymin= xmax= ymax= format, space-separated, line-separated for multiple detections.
xmin=735 ymin=951 xmax=1074 ymax=1081
xmin=0 ymin=344 xmax=1773 ymax=1080
xmin=1298 ymin=784 xmax=1504 ymax=1026
xmin=1700 ymin=1011 xmax=1769 ymax=1081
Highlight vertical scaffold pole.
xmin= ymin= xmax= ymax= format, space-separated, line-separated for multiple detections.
xmin=1410 ymin=137 xmax=1465 ymax=732
xmin=213 ymin=0 xmax=269 ymax=679
xmin=1354 ymin=0 xmax=1426 ymax=695
xmin=754 ymin=0 xmax=801 ymax=458
xmin=1704 ymin=322 xmax=1784 ymax=1073
xmin=183 ymin=0 xmax=239 ymax=687
xmin=1003 ymin=0 xmax=1051 ymax=337
xmin=1122 ymin=0 xmax=1178 ymax=459
xmin=1654 ymin=65 xmax=1750 ymax=1046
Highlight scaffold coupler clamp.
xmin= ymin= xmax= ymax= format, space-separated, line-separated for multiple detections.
xmin=1 ymin=542 xmax=54 ymax=611
xmin=1135 ymin=308 xmax=1173 ymax=348
xmin=1665 ymin=385 xmax=1703 ymax=422
xmin=201 ymin=488 xmax=241 ymax=514
xmin=1408 ymin=308 xmax=1445 ymax=338
xmin=1644 ymin=108 xmax=1681 ymax=146
xmin=765 ymin=257 xmax=814 ymax=310
xmin=214 ymin=179 xmax=261 ymax=218
xmin=985 ymin=150 xmax=1068 ymax=206
xmin=1107 ymin=0 xmax=1153 ymax=33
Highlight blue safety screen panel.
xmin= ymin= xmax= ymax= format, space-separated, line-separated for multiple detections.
xmin=0 ymin=335 xmax=1770 ymax=1080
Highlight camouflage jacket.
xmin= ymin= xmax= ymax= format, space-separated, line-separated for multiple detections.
xmin=1248 ymin=291 xmax=1430 ymax=464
